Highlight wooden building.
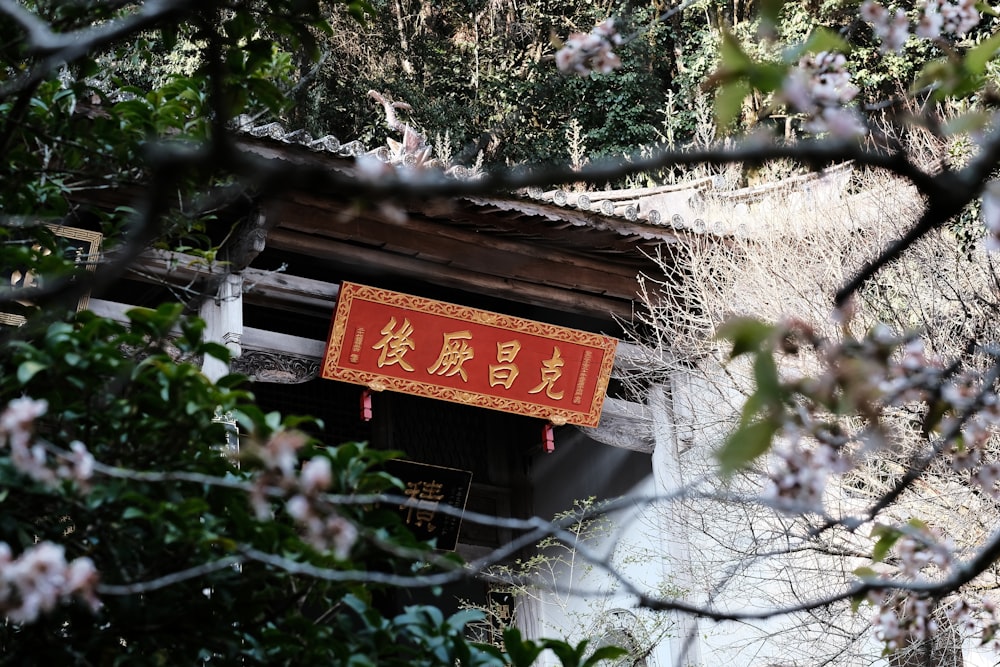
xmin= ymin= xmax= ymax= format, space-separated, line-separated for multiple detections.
xmin=74 ymin=115 xmax=857 ymax=662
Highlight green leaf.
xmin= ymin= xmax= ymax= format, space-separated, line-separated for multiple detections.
xmin=715 ymin=79 xmax=751 ymax=130
xmin=445 ymin=608 xmax=483 ymax=632
xmin=504 ymin=628 xmax=544 ymax=667
xmin=753 ymin=351 xmax=781 ymax=399
xmin=543 ymin=638 xmax=588 ymax=667
xmin=264 ymin=412 xmax=283 ymax=432
xmin=965 ymin=30 xmax=1000 ymax=74
xmin=799 ymin=27 xmax=851 ymax=58
xmin=582 ymin=645 xmax=629 ymax=666
xmin=870 ymin=525 xmax=901 ymax=563
xmin=941 ymin=111 xmax=992 ymax=136
xmin=348 ymin=2 xmax=370 ymax=23
xmin=717 ymin=418 xmax=779 ymax=476
xmin=122 ymin=506 xmax=147 ymax=520
xmin=202 ymin=342 xmax=231 ymax=363
xmin=853 ymin=566 xmax=878 ymax=579
xmin=224 ymin=12 xmax=256 ymax=41
xmin=160 ymin=26 xmax=178 ymax=51
xmin=17 ymin=360 xmax=47 ymax=385
xmin=719 ymin=29 xmax=752 ymax=73
xmin=758 ymin=0 xmax=785 ymax=38
xmin=716 ymin=317 xmax=774 ymax=358
xmin=747 ymin=62 xmax=788 ymax=94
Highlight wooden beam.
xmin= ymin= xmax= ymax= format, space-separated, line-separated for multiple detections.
xmin=281 ymin=193 xmax=643 ymax=282
xmin=273 ymin=205 xmax=640 ymax=300
xmin=241 ymin=269 xmax=339 ymax=311
xmin=266 ymin=228 xmax=636 ymax=320
xmin=126 ymin=250 xmax=340 ymax=312
xmin=578 ymin=396 xmax=654 ymax=453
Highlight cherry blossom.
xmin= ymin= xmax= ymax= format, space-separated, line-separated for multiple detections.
xmin=0 ymin=398 xmax=95 ymax=488
xmin=861 ymin=1 xmax=911 ymax=51
xmin=285 ymin=492 xmax=358 ymax=557
xmin=781 ymin=52 xmax=865 ymax=138
xmin=0 ymin=397 xmax=47 ymax=452
xmin=863 ymin=0 xmax=980 ymax=52
xmin=930 ymin=0 xmax=980 ymax=37
xmin=556 ymin=19 xmax=623 ymax=76
xmin=764 ymin=440 xmax=851 ymax=512
xmin=248 ymin=433 xmax=358 ymax=558
xmin=299 ymin=455 xmax=332 ymax=495
xmin=0 ymin=541 xmax=100 ymax=623
xmin=872 ymin=594 xmax=937 ymax=649
xmin=894 ymin=530 xmax=953 ymax=578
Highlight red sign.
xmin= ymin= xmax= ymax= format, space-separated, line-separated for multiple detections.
xmin=321 ymin=282 xmax=617 ymax=427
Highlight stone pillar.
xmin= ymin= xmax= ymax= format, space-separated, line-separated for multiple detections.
xmin=649 ymin=382 xmax=704 ymax=667
xmin=200 ymin=273 xmax=244 ymax=382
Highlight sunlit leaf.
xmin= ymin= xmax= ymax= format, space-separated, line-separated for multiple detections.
xmin=966 ymin=30 xmax=1000 ymax=74
xmin=16 ymin=360 xmax=46 ymax=385
xmin=870 ymin=525 xmax=902 ymax=563
xmin=718 ymin=418 xmax=779 ymax=475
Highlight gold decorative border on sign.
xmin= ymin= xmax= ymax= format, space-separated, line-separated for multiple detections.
xmin=322 ymin=282 xmax=618 ymax=427
xmin=0 ymin=224 xmax=103 ymax=327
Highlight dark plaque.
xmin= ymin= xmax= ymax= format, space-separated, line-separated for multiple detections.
xmin=384 ymin=459 xmax=472 ymax=551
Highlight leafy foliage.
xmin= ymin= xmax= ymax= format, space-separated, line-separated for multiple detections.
xmin=0 ymin=1 xmax=629 ymax=664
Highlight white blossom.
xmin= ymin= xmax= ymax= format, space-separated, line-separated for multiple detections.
xmin=865 ymin=0 xmax=980 ymax=50
xmin=938 ymin=0 xmax=980 ymax=36
xmin=916 ymin=3 xmax=945 ymax=38
xmin=1 ymin=397 xmax=47 ymax=453
xmin=806 ymin=106 xmax=867 ymax=139
xmin=285 ymin=494 xmax=311 ymax=522
xmin=299 ymin=456 xmax=332 ymax=495
xmin=260 ymin=431 xmax=306 ymax=478
xmin=248 ymin=436 xmax=357 ymax=559
xmin=861 ymin=0 xmax=888 ymax=23
xmin=862 ymin=2 xmax=910 ymax=51
xmin=0 ymin=542 xmax=100 ymax=623
xmin=872 ymin=594 xmax=938 ymax=650
xmin=781 ymin=52 xmax=865 ymax=137
xmin=895 ymin=531 xmax=952 ymax=577
xmin=765 ymin=442 xmax=846 ymax=512
xmin=0 ymin=398 xmax=96 ymax=488
xmin=556 ymin=19 xmax=623 ymax=76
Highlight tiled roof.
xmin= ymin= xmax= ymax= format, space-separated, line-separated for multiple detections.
xmin=232 ymin=115 xmax=855 ymax=242
xmin=525 ymin=162 xmax=854 ymax=237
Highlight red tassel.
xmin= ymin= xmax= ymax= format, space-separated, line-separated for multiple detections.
xmin=360 ymin=389 xmax=373 ymax=421
xmin=542 ymin=423 xmax=555 ymax=454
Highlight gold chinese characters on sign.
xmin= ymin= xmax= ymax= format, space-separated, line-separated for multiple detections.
xmin=321 ymin=282 xmax=617 ymax=427
xmin=383 ymin=459 xmax=472 ymax=551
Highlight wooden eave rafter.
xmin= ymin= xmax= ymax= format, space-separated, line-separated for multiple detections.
xmin=205 ymin=136 xmax=692 ymax=321
xmin=275 ymin=193 xmax=644 ymax=289
xmin=235 ymin=134 xmax=682 ymax=256
xmin=259 ymin=186 xmax=665 ymax=321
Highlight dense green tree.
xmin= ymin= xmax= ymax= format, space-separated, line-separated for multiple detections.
xmin=0 ymin=1 xmax=627 ymax=664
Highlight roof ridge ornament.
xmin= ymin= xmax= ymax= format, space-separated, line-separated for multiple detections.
xmin=367 ymin=90 xmax=435 ymax=169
